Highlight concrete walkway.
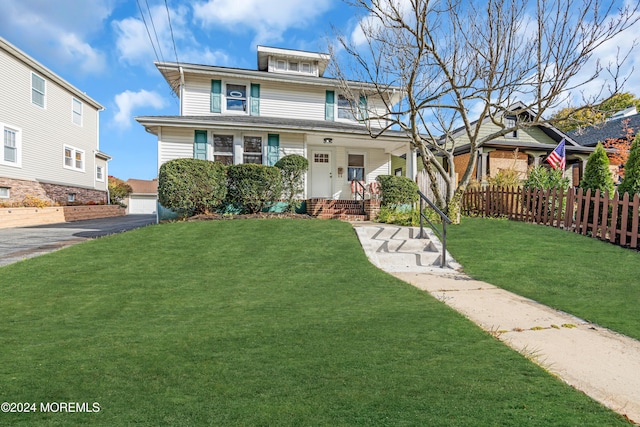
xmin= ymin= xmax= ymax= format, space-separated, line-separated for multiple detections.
xmin=353 ymin=223 xmax=640 ymax=424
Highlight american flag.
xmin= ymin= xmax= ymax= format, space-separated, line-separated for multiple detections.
xmin=546 ymin=139 xmax=566 ymax=170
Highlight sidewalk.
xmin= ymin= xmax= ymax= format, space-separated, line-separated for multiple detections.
xmin=353 ymin=224 xmax=640 ymax=424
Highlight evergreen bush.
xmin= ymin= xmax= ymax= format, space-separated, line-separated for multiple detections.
xmin=158 ymin=158 xmax=227 ymax=216
xmin=227 ymin=164 xmax=283 ymax=213
xmin=580 ymin=142 xmax=615 ymax=195
xmin=619 ymin=133 xmax=640 ymax=196
xmin=376 ymin=175 xmax=419 ymax=207
xmin=275 ymin=154 xmax=308 ymax=212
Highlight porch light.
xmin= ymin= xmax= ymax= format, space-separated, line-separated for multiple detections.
xmin=323 ymin=137 xmax=333 ymax=144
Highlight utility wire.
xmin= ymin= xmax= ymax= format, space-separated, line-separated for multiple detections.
xmin=165 ymin=0 xmax=180 ymax=66
xmin=145 ymin=0 xmax=165 ymax=64
xmin=136 ymin=0 xmax=160 ymax=64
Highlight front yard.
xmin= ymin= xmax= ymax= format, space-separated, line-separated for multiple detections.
xmin=0 ymin=219 xmax=630 ymax=425
xmin=447 ymin=217 xmax=640 ymax=341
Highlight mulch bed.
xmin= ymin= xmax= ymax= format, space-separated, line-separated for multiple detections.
xmin=186 ymin=212 xmax=314 ymax=221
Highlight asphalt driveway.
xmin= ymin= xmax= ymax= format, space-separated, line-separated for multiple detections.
xmin=0 ymin=214 xmax=157 ymax=267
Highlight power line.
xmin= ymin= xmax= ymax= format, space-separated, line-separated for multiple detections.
xmin=145 ymin=0 xmax=165 ymax=64
xmin=164 ymin=0 xmax=180 ymax=66
xmin=136 ymin=0 xmax=160 ymax=64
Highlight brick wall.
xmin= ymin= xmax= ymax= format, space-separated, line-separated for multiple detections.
xmin=0 ymin=177 xmax=107 ymax=206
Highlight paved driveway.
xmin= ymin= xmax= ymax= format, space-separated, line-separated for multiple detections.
xmin=0 ymin=215 xmax=157 ymax=267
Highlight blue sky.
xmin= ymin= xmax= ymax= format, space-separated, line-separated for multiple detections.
xmin=1 ymin=0 xmax=639 ymax=181
xmin=0 ymin=0 xmax=357 ymax=181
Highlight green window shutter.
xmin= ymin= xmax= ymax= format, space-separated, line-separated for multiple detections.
xmin=358 ymin=95 xmax=368 ymax=120
xmin=210 ymin=80 xmax=221 ymax=113
xmin=194 ymin=130 xmax=208 ymax=160
xmin=250 ymin=83 xmax=260 ymax=116
xmin=267 ymin=134 xmax=280 ymax=166
xmin=325 ymin=90 xmax=335 ymax=121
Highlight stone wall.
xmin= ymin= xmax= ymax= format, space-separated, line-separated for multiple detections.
xmin=0 ymin=205 xmax=125 ymax=229
xmin=0 ymin=177 xmax=107 ymax=206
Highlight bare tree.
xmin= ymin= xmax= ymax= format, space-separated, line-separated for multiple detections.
xmin=330 ymin=0 xmax=640 ymax=219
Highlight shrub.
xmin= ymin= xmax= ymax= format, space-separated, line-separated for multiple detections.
xmin=376 ymin=175 xmax=419 ymax=207
xmin=275 ymin=154 xmax=308 ymax=212
xmin=580 ymin=142 xmax=615 ymax=195
xmin=522 ymin=166 xmax=570 ymax=190
xmin=226 ymin=164 xmax=283 ymax=213
xmin=158 ymin=158 xmax=227 ymax=216
xmin=22 ymin=194 xmax=51 ymax=208
xmin=619 ymin=133 xmax=640 ymax=196
xmin=108 ymin=176 xmax=133 ymax=206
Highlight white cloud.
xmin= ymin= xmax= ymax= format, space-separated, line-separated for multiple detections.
xmin=113 ymin=3 xmax=229 ymax=68
xmin=0 ymin=0 xmax=112 ymax=75
xmin=193 ymin=0 xmax=333 ymax=45
xmin=113 ymin=90 xmax=167 ymax=129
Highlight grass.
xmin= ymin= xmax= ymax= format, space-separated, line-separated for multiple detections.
xmin=447 ymin=216 xmax=640 ymax=341
xmin=0 ymin=219 xmax=631 ymax=426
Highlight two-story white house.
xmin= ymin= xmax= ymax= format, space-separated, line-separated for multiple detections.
xmin=136 ymin=46 xmax=413 ymax=217
xmin=0 ymin=37 xmax=109 ymax=207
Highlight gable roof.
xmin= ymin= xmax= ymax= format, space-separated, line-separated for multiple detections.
xmin=126 ymin=179 xmax=158 ymax=195
xmin=568 ymin=114 xmax=640 ymax=147
xmin=0 ymin=37 xmax=104 ymax=111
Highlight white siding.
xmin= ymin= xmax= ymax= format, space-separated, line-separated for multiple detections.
xmin=0 ymin=46 xmax=101 ymax=189
xmin=260 ymin=82 xmax=325 ymax=120
xmin=182 ymin=76 xmax=213 ymax=116
xmin=158 ymin=127 xmax=194 ymax=167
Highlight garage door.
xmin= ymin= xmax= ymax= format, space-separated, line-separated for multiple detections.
xmin=128 ymin=196 xmax=157 ymax=214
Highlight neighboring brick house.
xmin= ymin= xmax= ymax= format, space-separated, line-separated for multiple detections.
xmin=0 ymin=37 xmax=110 ymax=207
xmin=568 ymin=108 xmax=640 ymax=183
xmin=136 ymin=46 xmax=413 ymax=218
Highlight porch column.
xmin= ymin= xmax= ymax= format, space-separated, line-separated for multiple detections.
xmin=524 ymin=150 xmax=547 ymax=169
xmin=479 ymin=152 xmax=489 ymax=184
xmin=406 ymin=148 xmax=418 ymax=180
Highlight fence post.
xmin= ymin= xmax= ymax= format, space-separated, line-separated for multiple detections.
xmin=609 ymin=191 xmax=620 ymax=244
xmin=631 ymin=193 xmax=639 ymax=249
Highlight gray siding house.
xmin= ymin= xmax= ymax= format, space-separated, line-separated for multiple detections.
xmin=0 ymin=37 xmax=110 ymax=206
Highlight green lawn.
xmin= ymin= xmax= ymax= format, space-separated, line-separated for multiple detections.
xmin=447 ymin=216 xmax=640 ymax=341
xmin=0 ymin=219 xmax=630 ymax=426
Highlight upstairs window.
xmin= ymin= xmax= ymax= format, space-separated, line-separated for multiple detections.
xmin=72 ymin=98 xmax=83 ymax=126
xmin=301 ymin=63 xmax=311 ymax=73
xmin=226 ymin=84 xmax=247 ymax=112
xmin=31 ymin=73 xmax=45 ymax=107
xmin=96 ymin=165 xmax=104 ymax=181
xmin=64 ymin=145 xmax=85 ymax=172
xmin=289 ymin=62 xmax=299 ymax=71
xmin=243 ymin=136 xmax=262 ymax=164
xmin=276 ymin=60 xmax=286 ymax=71
xmin=505 ymin=115 xmax=518 ymax=138
xmin=338 ymin=95 xmax=356 ymax=120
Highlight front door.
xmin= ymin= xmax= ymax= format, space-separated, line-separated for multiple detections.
xmin=310 ymin=150 xmax=332 ymax=198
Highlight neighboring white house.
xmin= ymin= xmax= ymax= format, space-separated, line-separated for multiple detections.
xmin=136 ymin=46 xmax=413 ymax=213
xmin=0 ymin=37 xmax=109 ymax=206
xmin=125 ymin=178 xmax=158 ymax=215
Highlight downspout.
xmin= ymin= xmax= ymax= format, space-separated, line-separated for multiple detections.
xmin=179 ymin=66 xmax=185 ymax=116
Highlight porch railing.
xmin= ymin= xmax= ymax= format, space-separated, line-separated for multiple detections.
xmin=417 ymin=190 xmax=452 ymax=268
xmin=352 ymin=180 xmax=367 ymax=200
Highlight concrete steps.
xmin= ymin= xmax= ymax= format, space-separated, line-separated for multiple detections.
xmin=354 ymin=225 xmax=461 ymax=273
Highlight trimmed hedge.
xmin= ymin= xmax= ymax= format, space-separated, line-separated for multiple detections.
xmin=158 ymin=158 xmax=227 ymax=215
xmin=376 ymin=175 xmax=419 ymax=207
xmin=275 ymin=154 xmax=309 ymax=212
xmin=580 ymin=142 xmax=615 ymax=194
xmin=227 ymin=164 xmax=283 ymax=213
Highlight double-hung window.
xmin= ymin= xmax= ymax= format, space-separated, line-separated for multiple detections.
xmin=72 ymin=98 xmax=83 ymax=126
xmin=96 ymin=165 xmax=104 ymax=181
xmin=338 ymin=94 xmax=356 ymax=120
xmin=243 ymin=136 xmax=262 ymax=164
xmin=32 ymin=73 xmax=45 ymax=107
xmin=213 ymin=135 xmax=234 ymax=165
xmin=2 ymin=124 xmax=21 ymax=167
xmin=348 ymin=154 xmax=365 ymax=181
xmin=505 ymin=115 xmax=518 ymax=138
xmin=226 ymin=84 xmax=247 ymax=112
xmin=64 ymin=145 xmax=85 ymax=171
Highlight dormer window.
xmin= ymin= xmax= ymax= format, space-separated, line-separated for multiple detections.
xmin=301 ymin=63 xmax=311 ymax=73
xmin=226 ymin=84 xmax=247 ymax=112
xmin=276 ymin=60 xmax=286 ymax=71
xmin=289 ymin=62 xmax=298 ymax=71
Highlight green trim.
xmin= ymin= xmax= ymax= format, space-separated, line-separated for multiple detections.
xmin=194 ymin=130 xmax=208 ymax=160
xmin=359 ymin=95 xmax=368 ymax=120
xmin=325 ymin=90 xmax=335 ymax=121
xmin=210 ymin=80 xmax=221 ymax=113
xmin=250 ymin=83 xmax=260 ymax=116
xmin=267 ymin=134 xmax=280 ymax=166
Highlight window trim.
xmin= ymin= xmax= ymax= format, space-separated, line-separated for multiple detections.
xmin=224 ymin=81 xmax=248 ymax=115
xmin=213 ymin=134 xmax=234 ymax=165
xmin=337 ymin=94 xmax=357 ymax=121
xmin=72 ymin=98 xmax=83 ymax=126
xmin=63 ymin=145 xmax=85 ymax=172
xmin=31 ymin=72 xmax=46 ymax=108
xmin=242 ymin=135 xmax=263 ymax=165
xmin=1 ymin=123 xmax=22 ymax=168
xmin=96 ymin=165 xmax=104 ymax=182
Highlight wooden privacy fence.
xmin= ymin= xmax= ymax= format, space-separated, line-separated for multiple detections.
xmin=462 ymin=186 xmax=640 ymax=249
